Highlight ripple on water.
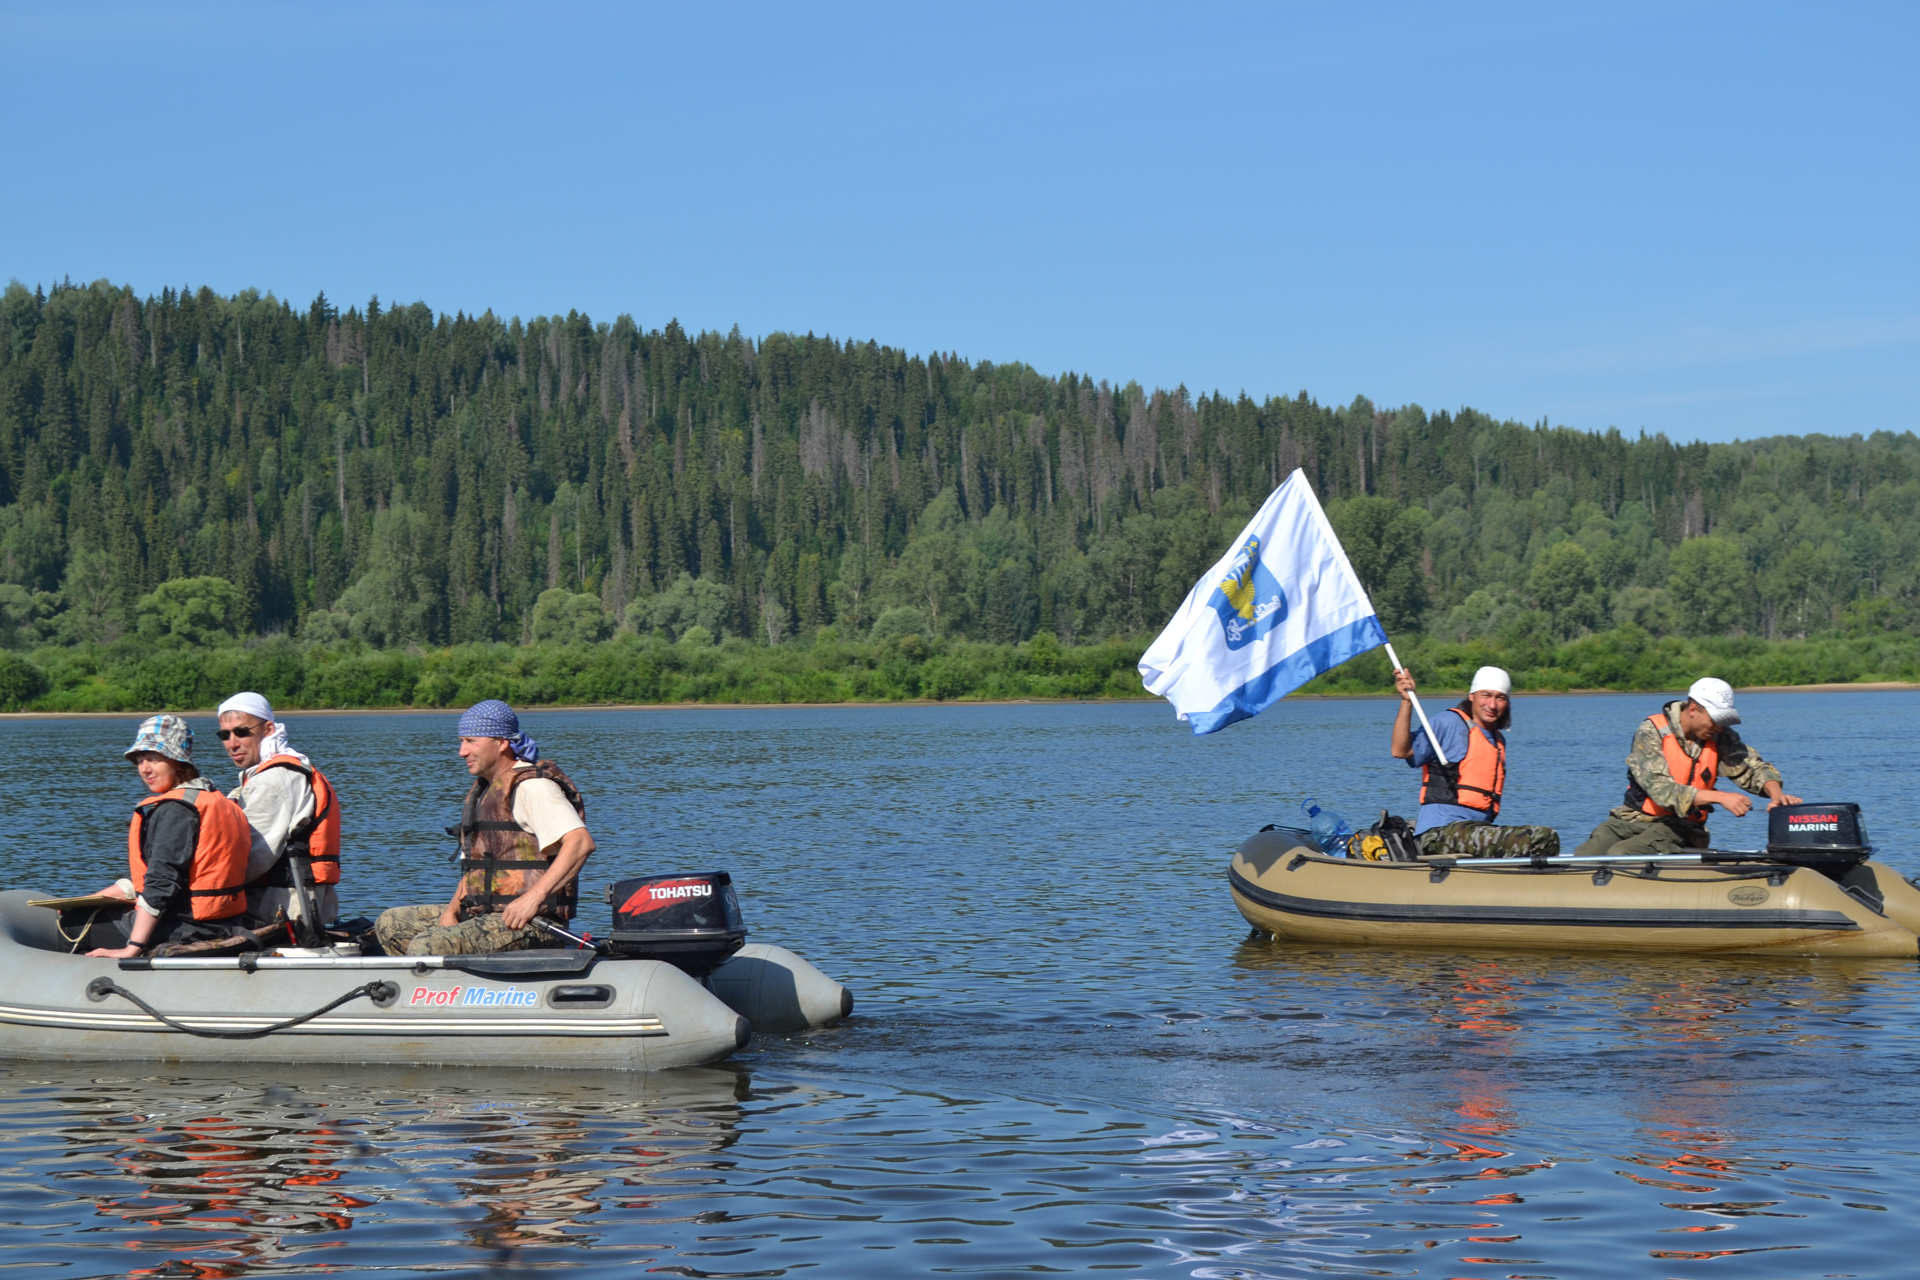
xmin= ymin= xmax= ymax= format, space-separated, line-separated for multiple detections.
xmin=0 ymin=1062 xmax=1910 ymax=1278
xmin=2 ymin=697 xmax=1920 ymax=1276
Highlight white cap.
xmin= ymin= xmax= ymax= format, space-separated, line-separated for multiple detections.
xmin=1470 ymin=666 xmax=1512 ymax=695
xmin=1688 ymin=677 xmax=1740 ymax=725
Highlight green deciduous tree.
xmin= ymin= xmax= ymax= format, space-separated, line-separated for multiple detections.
xmin=532 ymin=588 xmax=612 ymax=645
xmin=330 ymin=504 xmax=443 ymax=647
xmin=1667 ymin=537 xmax=1751 ymax=637
xmin=1528 ymin=541 xmax=1605 ymax=638
xmin=632 ymin=573 xmax=730 ymax=641
xmin=136 ymin=576 xmax=246 ymax=646
xmin=56 ymin=545 xmax=124 ymax=643
xmin=1328 ymin=496 xmax=1428 ymax=632
xmin=0 ymin=583 xmax=58 ymax=648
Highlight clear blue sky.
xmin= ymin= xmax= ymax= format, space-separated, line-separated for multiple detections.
xmin=3 ymin=1 xmax=1912 ymax=444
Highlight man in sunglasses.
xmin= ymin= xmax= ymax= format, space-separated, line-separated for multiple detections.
xmin=218 ymin=692 xmax=341 ymax=938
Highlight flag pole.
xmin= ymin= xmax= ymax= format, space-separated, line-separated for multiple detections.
xmin=1383 ymin=641 xmax=1449 ymax=767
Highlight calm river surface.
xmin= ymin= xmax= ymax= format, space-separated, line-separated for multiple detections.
xmin=2 ymin=690 xmax=1918 ymax=1278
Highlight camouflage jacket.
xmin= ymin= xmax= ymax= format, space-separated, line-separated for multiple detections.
xmin=1608 ymin=700 xmax=1781 ymax=824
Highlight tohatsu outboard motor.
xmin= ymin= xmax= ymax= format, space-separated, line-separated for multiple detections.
xmin=604 ymin=871 xmax=749 ymax=976
xmin=1764 ymin=803 xmax=1873 ymax=870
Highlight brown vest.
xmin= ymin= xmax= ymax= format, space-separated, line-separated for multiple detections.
xmin=456 ymin=761 xmax=586 ymax=921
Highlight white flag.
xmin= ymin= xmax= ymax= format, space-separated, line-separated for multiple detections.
xmin=1138 ymin=469 xmax=1386 ymax=734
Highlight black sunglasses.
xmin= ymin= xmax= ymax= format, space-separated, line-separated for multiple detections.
xmin=215 ymin=727 xmax=258 ymax=741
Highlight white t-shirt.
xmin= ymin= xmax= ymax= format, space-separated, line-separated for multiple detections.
xmin=509 ymin=765 xmax=586 ymax=853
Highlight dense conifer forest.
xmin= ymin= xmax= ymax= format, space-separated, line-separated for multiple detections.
xmin=1 ymin=276 xmax=1918 ymax=709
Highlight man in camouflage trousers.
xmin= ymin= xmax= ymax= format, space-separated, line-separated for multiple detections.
xmin=375 ymin=700 xmax=595 ymax=957
xmin=1390 ymin=664 xmax=1561 ymax=860
xmin=1418 ymin=819 xmax=1561 ymax=859
xmin=1573 ymin=678 xmax=1799 ymax=859
xmin=373 ymin=903 xmax=539 ymax=956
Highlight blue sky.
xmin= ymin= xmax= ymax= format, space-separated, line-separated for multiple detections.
xmin=2 ymin=1 xmax=1912 ymax=443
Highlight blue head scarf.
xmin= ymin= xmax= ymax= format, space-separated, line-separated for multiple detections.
xmin=457 ymin=699 xmax=539 ymax=763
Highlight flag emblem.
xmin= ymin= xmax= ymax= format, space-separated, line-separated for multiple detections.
xmin=1138 ymin=469 xmax=1387 ymax=735
xmin=1208 ymin=534 xmax=1288 ymax=649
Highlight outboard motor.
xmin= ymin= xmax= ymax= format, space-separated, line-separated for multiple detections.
xmin=1765 ymin=803 xmax=1873 ymax=869
xmin=604 ymin=871 xmax=749 ymax=976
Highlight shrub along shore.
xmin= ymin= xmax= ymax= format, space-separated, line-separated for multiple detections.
xmin=0 ymin=625 xmax=1915 ymax=713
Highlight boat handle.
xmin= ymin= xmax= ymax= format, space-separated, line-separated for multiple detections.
xmin=83 ymin=977 xmax=400 ymax=1038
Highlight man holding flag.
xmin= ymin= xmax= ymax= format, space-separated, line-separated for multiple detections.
xmin=1140 ymin=467 xmax=1555 ymax=860
xmin=1389 ymin=664 xmax=1559 ymax=859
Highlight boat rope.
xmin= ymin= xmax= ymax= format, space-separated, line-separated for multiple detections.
xmin=57 ymin=907 xmax=117 ymax=954
xmin=84 ymin=977 xmax=398 ymax=1039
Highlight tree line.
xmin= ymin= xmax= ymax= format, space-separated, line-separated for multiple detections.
xmin=3 ymin=276 xmax=1918 ymax=677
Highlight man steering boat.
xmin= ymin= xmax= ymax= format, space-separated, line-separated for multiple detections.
xmin=374 ymin=701 xmax=595 ymax=957
xmin=1573 ymin=677 xmax=1800 ymax=859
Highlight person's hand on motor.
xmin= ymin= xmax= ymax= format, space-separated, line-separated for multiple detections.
xmin=1764 ymin=782 xmax=1803 ymax=811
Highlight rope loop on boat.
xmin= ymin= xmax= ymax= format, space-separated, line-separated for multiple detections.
xmin=83 ymin=977 xmax=399 ymax=1039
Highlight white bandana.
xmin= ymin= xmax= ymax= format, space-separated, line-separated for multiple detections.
xmin=219 ymin=692 xmax=309 ymax=767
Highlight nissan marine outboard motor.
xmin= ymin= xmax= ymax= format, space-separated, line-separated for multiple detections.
xmin=605 ymin=871 xmax=749 ymax=976
xmin=1764 ymin=803 xmax=1873 ymax=870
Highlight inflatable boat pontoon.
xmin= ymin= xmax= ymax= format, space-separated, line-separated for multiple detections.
xmin=1231 ymin=819 xmax=1920 ymax=958
xmin=0 ymin=890 xmax=851 ymax=1068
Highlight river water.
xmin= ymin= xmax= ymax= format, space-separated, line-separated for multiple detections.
xmin=2 ymin=690 xmax=1917 ymax=1278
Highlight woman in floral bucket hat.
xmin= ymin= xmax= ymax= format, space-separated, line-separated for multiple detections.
xmin=84 ymin=714 xmax=255 ymax=958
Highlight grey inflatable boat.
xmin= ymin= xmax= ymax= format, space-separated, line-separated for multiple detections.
xmin=0 ymin=890 xmax=851 ymax=1070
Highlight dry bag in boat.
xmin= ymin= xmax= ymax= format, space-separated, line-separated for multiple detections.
xmin=605 ymin=871 xmax=748 ymax=975
xmin=1765 ymin=803 xmax=1872 ymax=867
xmin=1351 ymin=811 xmax=1422 ymax=863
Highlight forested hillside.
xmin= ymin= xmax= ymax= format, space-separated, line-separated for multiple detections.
xmin=1 ymin=277 xmax=1918 ymax=707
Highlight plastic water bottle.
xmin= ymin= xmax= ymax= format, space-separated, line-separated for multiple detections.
xmin=1301 ymin=798 xmax=1353 ymax=855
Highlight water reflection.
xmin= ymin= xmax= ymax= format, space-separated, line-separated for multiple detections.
xmin=4 ymin=1065 xmax=749 ymax=1276
xmin=4 ymin=698 xmax=1920 ymax=1277
xmin=1 ymin=1054 xmax=1912 ymax=1276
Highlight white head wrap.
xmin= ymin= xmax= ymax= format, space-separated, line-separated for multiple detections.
xmin=1469 ymin=666 xmax=1512 ymax=695
xmin=217 ymin=691 xmax=307 ymax=765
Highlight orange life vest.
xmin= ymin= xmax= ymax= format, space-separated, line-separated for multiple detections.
xmin=1419 ymin=707 xmax=1505 ymax=818
xmin=252 ymin=755 xmax=340 ymax=886
xmin=127 ymin=787 xmax=253 ymax=921
xmin=1624 ymin=712 xmax=1719 ymax=824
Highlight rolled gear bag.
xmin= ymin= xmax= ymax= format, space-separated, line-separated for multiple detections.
xmin=1350 ymin=811 xmax=1422 ymax=863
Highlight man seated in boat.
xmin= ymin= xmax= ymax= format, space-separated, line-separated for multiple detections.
xmin=84 ymin=715 xmax=254 ymax=958
xmin=216 ymin=692 xmax=340 ymax=937
xmin=1389 ymin=665 xmax=1560 ymax=858
xmin=374 ymin=700 xmax=596 ymax=956
xmin=1572 ymin=678 xmax=1800 ymax=859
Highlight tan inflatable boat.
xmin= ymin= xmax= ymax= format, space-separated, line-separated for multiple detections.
xmin=1230 ymin=825 xmax=1920 ymax=958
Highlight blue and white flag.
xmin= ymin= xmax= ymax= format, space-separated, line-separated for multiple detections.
xmin=1139 ymin=469 xmax=1386 ymax=735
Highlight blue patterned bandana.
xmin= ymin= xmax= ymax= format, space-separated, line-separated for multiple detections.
xmin=457 ymin=700 xmax=539 ymax=762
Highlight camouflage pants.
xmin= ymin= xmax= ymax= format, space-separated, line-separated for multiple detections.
xmin=1572 ymin=815 xmax=1710 ymax=859
xmin=374 ymin=904 xmax=546 ymax=957
xmin=1418 ymin=820 xmax=1561 ymax=859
